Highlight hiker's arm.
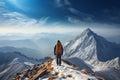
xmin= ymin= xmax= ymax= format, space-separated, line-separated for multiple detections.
xmin=61 ymin=45 xmax=63 ymax=55
xmin=54 ymin=45 xmax=56 ymax=55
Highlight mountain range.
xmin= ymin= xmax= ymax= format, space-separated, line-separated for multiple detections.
xmin=0 ymin=46 xmax=42 ymax=59
xmin=0 ymin=28 xmax=120 ymax=80
xmin=0 ymin=51 xmax=50 ymax=80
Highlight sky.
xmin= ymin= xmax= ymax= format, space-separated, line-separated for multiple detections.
xmin=0 ymin=0 xmax=120 ymax=55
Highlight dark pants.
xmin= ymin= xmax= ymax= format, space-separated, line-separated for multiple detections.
xmin=56 ymin=54 xmax=61 ymax=66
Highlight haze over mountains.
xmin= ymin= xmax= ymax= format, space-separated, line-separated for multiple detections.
xmin=0 ymin=33 xmax=72 ymax=56
xmin=0 ymin=46 xmax=42 ymax=59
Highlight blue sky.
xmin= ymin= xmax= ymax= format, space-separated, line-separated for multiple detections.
xmin=0 ymin=0 xmax=120 ymax=33
xmin=4 ymin=0 xmax=120 ymax=24
xmin=1 ymin=0 xmax=120 ymax=27
xmin=0 ymin=0 xmax=120 ymax=43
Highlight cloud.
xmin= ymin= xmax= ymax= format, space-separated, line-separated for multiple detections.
xmin=67 ymin=16 xmax=94 ymax=25
xmin=67 ymin=17 xmax=81 ymax=24
xmin=55 ymin=0 xmax=94 ymax=23
xmin=68 ymin=7 xmax=93 ymax=17
xmin=37 ymin=17 xmax=49 ymax=25
xmin=0 ymin=12 xmax=51 ymax=34
xmin=0 ymin=9 xmax=119 ymax=38
xmin=0 ymin=1 xmax=82 ymax=35
xmin=0 ymin=0 xmax=50 ymax=28
xmin=55 ymin=0 xmax=71 ymax=7
xmin=64 ymin=0 xmax=71 ymax=5
xmin=0 ymin=1 xmax=50 ymax=34
xmin=101 ymin=8 xmax=120 ymax=23
xmin=0 ymin=9 xmax=80 ymax=35
xmin=68 ymin=7 xmax=94 ymax=22
xmin=1 ymin=12 xmax=37 ymax=27
xmin=0 ymin=0 xmax=78 ymax=35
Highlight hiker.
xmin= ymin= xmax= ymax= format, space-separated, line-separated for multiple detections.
xmin=54 ymin=40 xmax=63 ymax=66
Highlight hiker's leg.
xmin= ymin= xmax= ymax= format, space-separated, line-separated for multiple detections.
xmin=58 ymin=55 xmax=61 ymax=66
xmin=59 ymin=55 xmax=61 ymax=66
xmin=58 ymin=57 xmax=60 ymax=66
xmin=56 ymin=56 xmax=59 ymax=65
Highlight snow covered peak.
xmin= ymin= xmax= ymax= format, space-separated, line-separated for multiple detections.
xmin=64 ymin=28 xmax=120 ymax=72
xmin=64 ymin=28 xmax=97 ymax=59
xmin=78 ymin=28 xmax=95 ymax=39
xmin=82 ymin=28 xmax=94 ymax=35
xmin=64 ymin=28 xmax=120 ymax=64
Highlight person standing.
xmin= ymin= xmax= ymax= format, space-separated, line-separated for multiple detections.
xmin=54 ymin=40 xmax=63 ymax=66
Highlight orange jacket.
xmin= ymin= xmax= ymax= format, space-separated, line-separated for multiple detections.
xmin=54 ymin=42 xmax=63 ymax=55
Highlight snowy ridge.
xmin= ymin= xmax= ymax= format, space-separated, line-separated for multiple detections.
xmin=13 ymin=59 xmax=103 ymax=80
xmin=0 ymin=58 xmax=31 ymax=80
xmin=0 ymin=51 xmax=40 ymax=80
xmin=39 ymin=59 xmax=99 ymax=80
xmin=24 ymin=62 xmax=34 ymax=66
xmin=91 ymin=57 xmax=120 ymax=71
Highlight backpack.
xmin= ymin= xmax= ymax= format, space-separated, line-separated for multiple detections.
xmin=56 ymin=43 xmax=63 ymax=53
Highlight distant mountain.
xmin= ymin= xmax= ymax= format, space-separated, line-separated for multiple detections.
xmin=0 ymin=51 xmax=50 ymax=80
xmin=0 ymin=39 xmax=38 ymax=49
xmin=0 ymin=46 xmax=42 ymax=59
xmin=0 ymin=51 xmax=37 ymax=80
xmin=64 ymin=28 xmax=120 ymax=80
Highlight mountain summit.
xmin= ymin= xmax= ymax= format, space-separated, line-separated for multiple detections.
xmin=80 ymin=28 xmax=95 ymax=36
xmin=64 ymin=28 xmax=98 ymax=60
